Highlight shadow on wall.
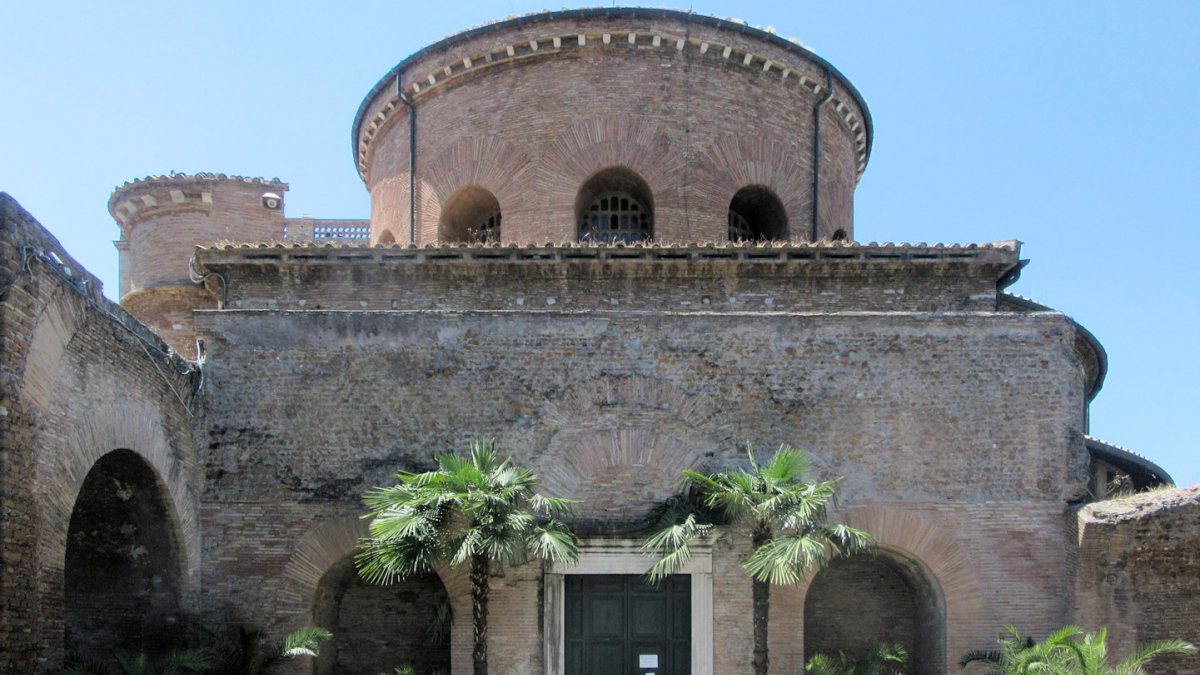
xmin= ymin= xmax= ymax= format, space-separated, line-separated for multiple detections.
xmin=313 ymin=556 xmax=451 ymax=675
xmin=804 ymin=550 xmax=946 ymax=674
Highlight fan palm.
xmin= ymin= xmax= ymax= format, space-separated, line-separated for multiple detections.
xmin=642 ymin=444 xmax=872 ymax=675
xmin=357 ymin=439 xmax=580 ymax=675
xmin=959 ymin=624 xmax=1195 ymax=674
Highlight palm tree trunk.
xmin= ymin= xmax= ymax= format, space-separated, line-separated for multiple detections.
xmin=752 ymin=529 xmax=771 ymax=675
xmin=471 ymin=553 xmax=490 ymax=675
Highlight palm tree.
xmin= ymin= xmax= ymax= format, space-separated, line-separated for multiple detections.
xmin=959 ymin=625 xmax=1196 ymax=674
xmin=643 ymin=444 xmax=872 ymax=675
xmin=356 ymin=439 xmax=580 ymax=675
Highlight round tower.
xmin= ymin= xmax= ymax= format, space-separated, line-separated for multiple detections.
xmin=353 ymin=8 xmax=871 ymax=246
xmin=109 ymin=173 xmax=288 ymax=358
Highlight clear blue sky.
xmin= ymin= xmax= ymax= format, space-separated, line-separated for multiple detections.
xmin=2 ymin=2 xmax=1197 ymax=486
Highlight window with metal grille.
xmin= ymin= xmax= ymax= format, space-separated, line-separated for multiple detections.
xmin=314 ymin=225 xmax=371 ymax=239
xmin=728 ymin=186 xmax=787 ymax=241
xmin=579 ymin=192 xmax=651 ymax=244
xmin=728 ymin=210 xmax=754 ymax=241
xmin=472 ymin=211 xmax=501 ymax=243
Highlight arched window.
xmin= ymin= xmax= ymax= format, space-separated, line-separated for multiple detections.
xmin=831 ymin=228 xmax=848 ymax=242
xmin=440 ymin=185 xmax=501 ymax=243
xmin=804 ymin=552 xmax=946 ymax=673
xmin=576 ymin=167 xmax=654 ymax=244
xmin=728 ymin=185 xmax=787 ymax=241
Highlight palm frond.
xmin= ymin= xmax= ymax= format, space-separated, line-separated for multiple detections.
xmin=279 ymin=627 xmax=332 ymax=658
xmin=526 ymin=520 xmax=580 ymax=563
xmin=820 ymin=523 xmax=874 ymax=556
xmin=741 ymin=531 xmax=831 ymax=584
xmin=760 ymin=445 xmax=810 ymax=486
xmin=1117 ymin=638 xmax=1196 ymax=671
xmin=158 ymin=648 xmax=211 ymax=674
xmin=528 ymin=493 xmax=578 ymax=516
xmin=642 ymin=512 xmax=713 ymax=583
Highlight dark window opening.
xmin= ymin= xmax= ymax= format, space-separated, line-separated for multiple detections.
xmin=728 ymin=186 xmax=788 ymax=241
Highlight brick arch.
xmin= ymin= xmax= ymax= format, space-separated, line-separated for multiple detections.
xmin=769 ymin=505 xmax=983 ymax=674
xmin=34 ymin=399 xmax=200 ymax=666
xmin=278 ymin=516 xmax=468 ymax=674
xmin=278 ymin=515 xmax=369 ymax=619
xmin=538 ymin=114 xmax=686 ymax=241
xmin=278 ymin=515 xmax=466 ymax=622
xmin=36 ymin=400 xmax=200 ymax=580
xmin=418 ymin=135 xmax=535 ymax=244
xmin=529 ymin=375 xmax=728 ymax=526
xmin=692 ymin=135 xmax=810 ymax=242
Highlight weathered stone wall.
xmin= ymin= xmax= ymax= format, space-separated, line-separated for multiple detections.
xmin=1076 ymin=486 xmax=1200 ymax=674
xmin=356 ymin=9 xmax=868 ymax=245
xmin=193 ymin=298 xmax=1089 ymax=673
xmin=194 ymin=243 xmax=1017 ymax=314
xmin=0 ymin=194 xmax=200 ymax=672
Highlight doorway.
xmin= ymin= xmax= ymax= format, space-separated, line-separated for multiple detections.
xmin=565 ymin=574 xmax=690 ymax=675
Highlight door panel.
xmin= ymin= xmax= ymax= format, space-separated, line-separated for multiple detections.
xmin=564 ymin=574 xmax=690 ymax=675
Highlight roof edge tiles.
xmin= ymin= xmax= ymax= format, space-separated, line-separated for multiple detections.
xmin=109 ymin=172 xmax=289 ymax=218
xmin=1085 ymin=435 xmax=1174 ymax=489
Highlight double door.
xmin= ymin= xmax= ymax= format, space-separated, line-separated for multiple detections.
xmin=564 ymin=574 xmax=690 ymax=675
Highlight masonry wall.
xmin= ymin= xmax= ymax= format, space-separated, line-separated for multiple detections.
xmin=195 ymin=245 xmax=1015 ymax=314
xmin=0 ymin=194 xmax=199 ymax=672
xmin=358 ymin=10 xmax=867 ymax=245
xmin=194 ymin=303 xmax=1089 ymax=673
xmin=1075 ymin=486 xmax=1200 ymax=675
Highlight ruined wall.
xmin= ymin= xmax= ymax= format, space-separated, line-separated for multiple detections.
xmin=1076 ymin=486 xmax=1200 ymax=674
xmin=193 ymin=298 xmax=1089 ymax=672
xmin=0 ymin=194 xmax=200 ymax=672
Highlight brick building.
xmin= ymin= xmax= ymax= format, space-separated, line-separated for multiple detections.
xmin=1 ymin=8 xmax=1196 ymax=674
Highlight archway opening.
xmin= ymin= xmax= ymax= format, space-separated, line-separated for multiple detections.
xmin=439 ymin=185 xmax=501 ymax=243
xmin=64 ymin=449 xmax=185 ymax=661
xmin=576 ymin=167 xmax=654 ymax=244
xmin=313 ymin=556 xmax=451 ymax=675
xmin=728 ymin=185 xmax=787 ymax=241
xmin=377 ymin=229 xmax=397 ymax=245
xmin=803 ymin=552 xmax=945 ymax=674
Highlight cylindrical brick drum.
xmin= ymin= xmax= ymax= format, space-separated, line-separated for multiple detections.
xmin=354 ymin=8 xmax=872 ymax=246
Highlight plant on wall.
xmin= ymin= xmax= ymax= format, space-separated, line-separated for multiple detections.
xmin=643 ymin=443 xmax=872 ymax=675
xmin=357 ymin=438 xmax=580 ymax=675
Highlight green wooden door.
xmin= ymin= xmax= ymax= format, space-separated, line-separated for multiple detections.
xmin=564 ymin=574 xmax=690 ymax=675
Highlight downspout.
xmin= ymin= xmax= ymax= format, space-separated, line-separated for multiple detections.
xmin=810 ymin=68 xmax=834 ymax=241
xmin=397 ymin=73 xmax=416 ymax=245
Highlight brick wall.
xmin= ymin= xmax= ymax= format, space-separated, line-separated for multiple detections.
xmin=0 ymin=193 xmax=199 ymax=672
xmin=192 ymin=295 xmax=1089 ymax=672
xmin=357 ymin=11 xmax=867 ymax=246
xmin=194 ymin=243 xmax=1017 ymax=315
xmin=1075 ymin=486 xmax=1200 ymax=674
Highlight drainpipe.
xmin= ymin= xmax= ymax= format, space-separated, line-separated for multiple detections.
xmin=810 ymin=67 xmax=834 ymax=241
xmin=397 ymin=73 xmax=416 ymax=244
